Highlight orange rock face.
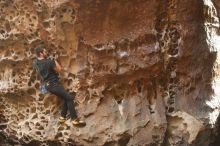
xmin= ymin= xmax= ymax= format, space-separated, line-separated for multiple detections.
xmin=0 ymin=0 xmax=220 ymax=146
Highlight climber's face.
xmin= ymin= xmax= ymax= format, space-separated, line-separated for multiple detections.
xmin=40 ymin=48 xmax=48 ymax=59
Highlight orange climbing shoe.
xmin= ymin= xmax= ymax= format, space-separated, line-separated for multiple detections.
xmin=59 ymin=117 xmax=67 ymax=123
xmin=72 ymin=118 xmax=86 ymax=127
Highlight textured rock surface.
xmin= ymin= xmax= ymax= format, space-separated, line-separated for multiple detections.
xmin=0 ymin=0 xmax=220 ymax=146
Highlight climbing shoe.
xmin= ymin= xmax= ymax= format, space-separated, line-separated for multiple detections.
xmin=72 ymin=118 xmax=86 ymax=127
xmin=59 ymin=117 xmax=67 ymax=123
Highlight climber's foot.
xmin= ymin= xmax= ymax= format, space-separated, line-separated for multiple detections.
xmin=72 ymin=118 xmax=86 ymax=127
xmin=59 ymin=117 xmax=67 ymax=123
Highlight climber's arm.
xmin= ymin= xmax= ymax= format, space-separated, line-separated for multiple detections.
xmin=54 ymin=60 xmax=62 ymax=73
xmin=28 ymin=68 xmax=36 ymax=86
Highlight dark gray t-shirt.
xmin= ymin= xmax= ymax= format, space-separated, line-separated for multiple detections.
xmin=33 ymin=58 xmax=59 ymax=83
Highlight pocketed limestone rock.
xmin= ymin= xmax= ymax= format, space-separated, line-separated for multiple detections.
xmin=0 ymin=0 xmax=220 ymax=146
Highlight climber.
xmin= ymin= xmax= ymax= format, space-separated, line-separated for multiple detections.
xmin=32 ymin=45 xmax=86 ymax=127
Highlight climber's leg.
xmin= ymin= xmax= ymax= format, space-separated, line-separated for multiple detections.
xmin=47 ymin=84 xmax=77 ymax=119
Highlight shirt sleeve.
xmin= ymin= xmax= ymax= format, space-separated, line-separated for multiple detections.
xmin=48 ymin=59 xmax=56 ymax=70
xmin=32 ymin=59 xmax=38 ymax=71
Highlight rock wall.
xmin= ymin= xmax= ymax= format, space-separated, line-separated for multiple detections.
xmin=0 ymin=0 xmax=220 ymax=146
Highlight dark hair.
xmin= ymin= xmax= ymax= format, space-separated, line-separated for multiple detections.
xmin=35 ymin=45 xmax=44 ymax=57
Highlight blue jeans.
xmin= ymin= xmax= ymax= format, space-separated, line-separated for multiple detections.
xmin=46 ymin=82 xmax=77 ymax=120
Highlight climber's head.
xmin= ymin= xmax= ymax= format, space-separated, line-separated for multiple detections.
xmin=35 ymin=45 xmax=48 ymax=59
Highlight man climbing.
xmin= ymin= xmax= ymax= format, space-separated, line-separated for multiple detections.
xmin=33 ymin=45 xmax=86 ymax=127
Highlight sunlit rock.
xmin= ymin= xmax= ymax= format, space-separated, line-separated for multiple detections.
xmin=0 ymin=0 xmax=220 ymax=146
